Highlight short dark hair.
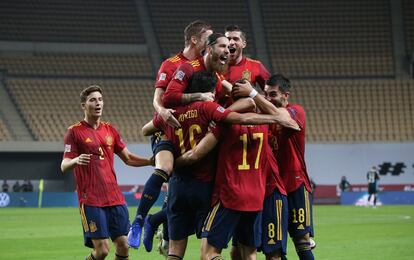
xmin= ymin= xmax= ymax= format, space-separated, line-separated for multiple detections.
xmin=205 ymin=33 xmax=225 ymax=46
xmin=186 ymin=71 xmax=217 ymax=94
xmin=266 ymin=74 xmax=291 ymax=93
xmin=224 ymin=24 xmax=246 ymax=41
xmin=184 ymin=20 xmax=212 ymax=46
xmin=80 ymin=85 xmax=102 ymax=103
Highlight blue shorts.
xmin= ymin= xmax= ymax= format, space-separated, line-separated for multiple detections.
xmin=79 ymin=204 xmax=130 ymax=248
xmin=260 ymin=190 xmax=288 ymax=255
xmin=287 ymin=184 xmax=314 ymax=238
xmin=167 ymin=174 xmax=213 ymax=240
xmin=202 ymin=202 xmax=262 ymax=250
xmin=151 ymin=131 xmax=174 ymax=155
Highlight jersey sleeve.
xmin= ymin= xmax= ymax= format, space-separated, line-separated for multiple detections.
xmin=154 ymin=60 xmax=176 ymax=90
xmin=287 ymin=105 xmax=305 ymax=129
xmin=112 ymin=126 xmax=127 ymax=154
xmin=162 ymin=63 xmax=194 ymax=108
xmin=256 ymin=62 xmax=270 ymax=90
xmin=63 ymin=128 xmax=78 ymax=159
xmin=202 ymin=102 xmax=232 ymax=123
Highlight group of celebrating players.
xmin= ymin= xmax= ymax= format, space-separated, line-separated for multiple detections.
xmin=61 ymin=20 xmax=315 ymax=260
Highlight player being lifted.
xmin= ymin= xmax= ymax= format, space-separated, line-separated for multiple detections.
xmin=128 ymin=20 xmax=213 ymax=251
xmin=144 ymin=68 xmax=295 ymax=260
xmin=61 ymin=86 xmax=152 ymax=260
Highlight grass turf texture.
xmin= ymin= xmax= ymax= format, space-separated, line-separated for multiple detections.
xmin=0 ymin=206 xmax=413 ymax=259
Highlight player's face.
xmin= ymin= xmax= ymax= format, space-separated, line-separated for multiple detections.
xmin=208 ymin=36 xmax=230 ymax=74
xmin=225 ymin=31 xmax=246 ymax=65
xmin=195 ymin=29 xmax=213 ymax=56
xmin=264 ymin=85 xmax=288 ymax=107
xmin=82 ymin=91 xmax=104 ymax=118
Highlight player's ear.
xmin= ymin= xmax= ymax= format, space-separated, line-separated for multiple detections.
xmin=241 ymin=39 xmax=247 ymax=49
xmin=81 ymin=102 xmax=85 ymax=110
xmin=190 ymin=35 xmax=198 ymax=45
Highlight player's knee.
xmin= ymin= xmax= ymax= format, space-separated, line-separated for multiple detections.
xmin=167 ymin=254 xmax=183 ymax=260
xmin=230 ymin=246 xmax=242 ymax=260
xmin=115 ymin=242 xmax=129 ymax=256
xmin=95 ymin=249 xmax=109 ymax=259
xmin=265 ymin=251 xmax=282 ymax=260
xmin=155 ymin=151 xmax=174 ymax=175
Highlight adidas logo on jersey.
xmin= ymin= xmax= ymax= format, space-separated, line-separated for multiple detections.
xmin=297 ymin=224 xmax=305 ymax=230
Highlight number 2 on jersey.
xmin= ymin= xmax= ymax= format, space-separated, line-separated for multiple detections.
xmin=238 ymin=132 xmax=264 ymax=170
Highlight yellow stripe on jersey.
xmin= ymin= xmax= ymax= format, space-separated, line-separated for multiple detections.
xmin=189 ymin=60 xmax=200 ymax=67
xmin=246 ymin=57 xmax=261 ymax=64
xmin=79 ymin=204 xmax=89 ymax=232
xmin=68 ymin=122 xmax=81 ymax=129
xmin=205 ymin=202 xmax=220 ymax=232
xmin=167 ymin=55 xmax=181 ymax=63
xmin=304 ymin=189 xmax=310 ymax=226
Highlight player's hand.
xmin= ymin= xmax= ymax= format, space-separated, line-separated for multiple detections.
xmin=232 ymin=80 xmax=254 ymax=98
xmin=199 ymin=92 xmax=215 ymax=102
xmin=160 ymin=108 xmax=181 ymax=128
xmin=76 ymin=154 xmax=91 ymax=165
xmin=149 ymin=155 xmax=156 ymax=166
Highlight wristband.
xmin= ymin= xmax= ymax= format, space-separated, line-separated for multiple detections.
xmin=249 ymin=89 xmax=258 ymax=98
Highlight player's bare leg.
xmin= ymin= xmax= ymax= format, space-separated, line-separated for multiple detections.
xmin=265 ymin=250 xmax=282 ymax=260
xmin=230 ymin=245 xmax=242 ymax=260
xmin=167 ymin=238 xmax=188 ymax=259
xmin=238 ymin=243 xmax=257 ymax=260
xmin=201 ymin=238 xmax=223 ymax=260
xmin=113 ymin=236 xmax=129 ymax=260
xmin=89 ymin=238 xmax=110 ymax=259
xmin=293 ymin=233 xmax=314 ymax=260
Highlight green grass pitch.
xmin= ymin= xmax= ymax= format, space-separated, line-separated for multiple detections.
xmin=1 ymin=205 xmax=413 ymax=259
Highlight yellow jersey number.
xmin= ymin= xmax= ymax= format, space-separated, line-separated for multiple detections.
xmin=238 ymin=132 xmax=264 ymax=171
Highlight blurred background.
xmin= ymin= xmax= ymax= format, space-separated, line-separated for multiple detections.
xmin=0 ymin=0 xmax=413 ymax=207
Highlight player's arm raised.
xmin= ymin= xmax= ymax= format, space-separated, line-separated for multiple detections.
xmin=142 ymin=120 xmax=159 ymax=136
xmin=175 ymin=132 xmax=218 ymax=167
xmin=233 ymin=80 xmax=299 ymax=130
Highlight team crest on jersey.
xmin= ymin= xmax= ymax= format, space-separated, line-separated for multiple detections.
xmin=159 ymin=73 xmax=167 ymax=81
xmin=106 ymin=136 xmax=113 ymax=146
xmin=64 ymin=144 xmax=71 ymax=152
xmin=85 ymin=137 xmax=93 ymax=143
xmin=216 ymin=106 xmax=225 ymax=113
xmin=242 ymin=70 xmax=251 ymax=82
xmin=89 ymin=221 xmax=97 ymax=232
xmin=174 ymin=70 xmax=185 ymax=81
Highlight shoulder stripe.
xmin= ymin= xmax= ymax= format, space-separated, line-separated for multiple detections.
xmin=189 ymin=60 xmax=201 ymax=67
xmin=246 ymin=58 xmax=261 ymax=64
xmin=68 ymin=122 xmax=81 ymax=129
xmin=167 ymin=55 xmax=181 ymax=63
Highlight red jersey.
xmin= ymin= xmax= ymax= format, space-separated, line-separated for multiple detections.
xmin=63 ymin=121 xmax=126 ymax=207
xmin=162 ymin=57 xmax=223 ymax=108
xmin=212 ymin=124 xmax=269 ymax=211
xmin=153 ymin=101 xmax=231 ymax=182
xmin=155 ymin=52 xmax=190 ymax=90
xmin=225 ymin=57 xmax=270 ymax=90
xmin=264 ymin=144 xmax=287 ymax=197
xmin=269 ymin=104 xmax=312 ymax=193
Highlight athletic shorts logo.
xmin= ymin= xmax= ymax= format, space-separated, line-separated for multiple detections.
xmin=64 ymin=144 xmax=71 ymax=152
xmin=89 ymin=221 xmax=97 ymax=232
xmin=0 ymin=193 xmax=10 ymax=207
xmin=174 ymin=70 xmax=185 ymax=81
xmin=159 ymin=73 xmax=167 ymax=81
xmin=216 ymin=106 xmax=225 ymax=113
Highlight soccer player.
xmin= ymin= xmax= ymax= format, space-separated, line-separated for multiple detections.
xmin=367 ymin=166 xmax=380 ymax=207
xmin=144 ymin=70 xmax=297 ymax=260
xmin=61 ymin=85 xmax=152 ymax=260
xmin=233 ymin=74 xmax=315 ymax=260
xmin=162 ymin=33 xmax=231 ymax=108
xmin=224 ymin=24 xmax=270 ymax=89
xmin=129 ymin=20 xmax=213 ymax=251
